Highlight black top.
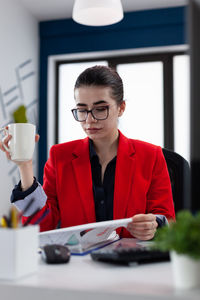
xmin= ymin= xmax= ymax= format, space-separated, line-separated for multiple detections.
xmin=89 ymin=139 xmax=116 ymax=222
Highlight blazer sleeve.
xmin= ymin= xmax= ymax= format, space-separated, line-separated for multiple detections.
xmin=22 ymin=145 xmax=61 ymax=231
xmin=146 ymin=146 xmax=175 ymax=221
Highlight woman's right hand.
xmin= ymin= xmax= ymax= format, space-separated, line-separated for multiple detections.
xmin=0 ymin=133 xmax=40 ymax=166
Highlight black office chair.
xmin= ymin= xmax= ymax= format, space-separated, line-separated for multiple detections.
xmin=162 ymin=148 xmax=190 ymax=213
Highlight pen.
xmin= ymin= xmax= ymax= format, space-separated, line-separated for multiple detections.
xmin=1 ymin=216 xmax=8 ymax=228
xmin=33 ymin=208 xmax=50 ymax=225
xmin=1 ymin=215 xmax=12 ymax=228
xmin=11 ymin=206 xmax=18 ymax=228
xmin=22 ymin=207 xmax=41 ymax=227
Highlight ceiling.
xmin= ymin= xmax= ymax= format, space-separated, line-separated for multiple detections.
xmin=18 ymin=0 xmax=188 ymax=21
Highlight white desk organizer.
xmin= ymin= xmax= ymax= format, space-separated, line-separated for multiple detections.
xmin=0 ymin=225 xmax=39 ymax=280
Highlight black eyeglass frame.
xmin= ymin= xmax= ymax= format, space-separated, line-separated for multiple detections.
xmin=71 ymin=106 xmax=110 ymax=122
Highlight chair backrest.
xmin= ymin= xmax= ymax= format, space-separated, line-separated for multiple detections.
xmin=162 ymin=148 xmax=191 ymax=213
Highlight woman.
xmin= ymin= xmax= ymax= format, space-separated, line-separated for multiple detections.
xmin=0 ymin=66 xmax=175 ymax=240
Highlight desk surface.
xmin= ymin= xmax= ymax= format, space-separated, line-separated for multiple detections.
xmin=1 ymin=251 xmax=200 ymax=300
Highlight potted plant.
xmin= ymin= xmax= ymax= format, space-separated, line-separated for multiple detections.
xmin=153 ymin=210 xmax=200 ymax=289
xmin=13 ymin=105 xmax=28 ymax=123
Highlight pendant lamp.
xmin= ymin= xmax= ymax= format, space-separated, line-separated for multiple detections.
xmin=72 ymin=0 xmax=124 ymax=26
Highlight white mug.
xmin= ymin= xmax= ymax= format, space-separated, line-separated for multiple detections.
xmin=0 ymin=123 xmax=36 ymax=161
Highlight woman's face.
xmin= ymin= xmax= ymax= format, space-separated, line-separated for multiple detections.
xmin=74 ymin=86 xmax=125 ymax=142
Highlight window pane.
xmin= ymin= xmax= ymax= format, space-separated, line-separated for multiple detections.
xmin=173 ymin=55 xmax=190 ymax=162
xmin=58 ymin=61 xmax=108 ymax=143
xmin=117 ymin=62 xmax=164 ymax=146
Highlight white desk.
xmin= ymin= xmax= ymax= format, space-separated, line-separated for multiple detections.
xmin=0 ymin=254 xmax=199 ymax=300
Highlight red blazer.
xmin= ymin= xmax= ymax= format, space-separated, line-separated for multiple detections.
xmin=30 ymin=131 xmax=175 ymax=235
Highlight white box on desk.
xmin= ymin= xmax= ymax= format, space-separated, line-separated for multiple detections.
xmin=0 ymin=225 xmax=39 ymax=280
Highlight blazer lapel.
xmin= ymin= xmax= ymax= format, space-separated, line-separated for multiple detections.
xmin=72 ymin=138 xmax=96 ymax=223
xmin=113 ymin=132 xmax=136 ymax=220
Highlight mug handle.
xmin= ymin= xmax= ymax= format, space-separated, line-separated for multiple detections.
xmin=0 ymin=128 xmax=11 ymax=152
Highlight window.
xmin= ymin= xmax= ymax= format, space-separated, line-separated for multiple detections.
xmin=117 ymin=62 xmax=164 ymax=146
xmin=56 ymin=51 xmax=189 ymax=161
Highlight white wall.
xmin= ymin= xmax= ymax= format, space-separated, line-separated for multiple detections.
xmin=0 ymin=0 xmax=38 ymax=214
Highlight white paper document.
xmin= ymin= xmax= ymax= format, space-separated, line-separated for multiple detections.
xmin=39 ymin=218 xmax=132 ymax=254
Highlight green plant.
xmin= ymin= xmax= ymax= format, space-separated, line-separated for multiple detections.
xmin=153 ymin=210 xmax=200 ymax=260
xmin=13 ymin=105 xmax=28 ymax=123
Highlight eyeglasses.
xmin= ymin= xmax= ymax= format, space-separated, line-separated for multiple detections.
xmin=71 ymin=106 xmax=110 ymax=122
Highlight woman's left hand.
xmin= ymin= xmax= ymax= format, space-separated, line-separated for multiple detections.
xmin=127 ymin=214 xmax=158 ymax=240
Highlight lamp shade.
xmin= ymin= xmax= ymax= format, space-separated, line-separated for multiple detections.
xmin=72 ymin=0 xmax=124 ymax=26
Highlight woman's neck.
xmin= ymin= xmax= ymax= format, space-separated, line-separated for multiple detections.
xmin=92 ymin=130 xmax=119 ymax=164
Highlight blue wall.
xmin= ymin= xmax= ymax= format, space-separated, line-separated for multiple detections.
xmin=39 ymin=6 xmax=187 ymax=182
